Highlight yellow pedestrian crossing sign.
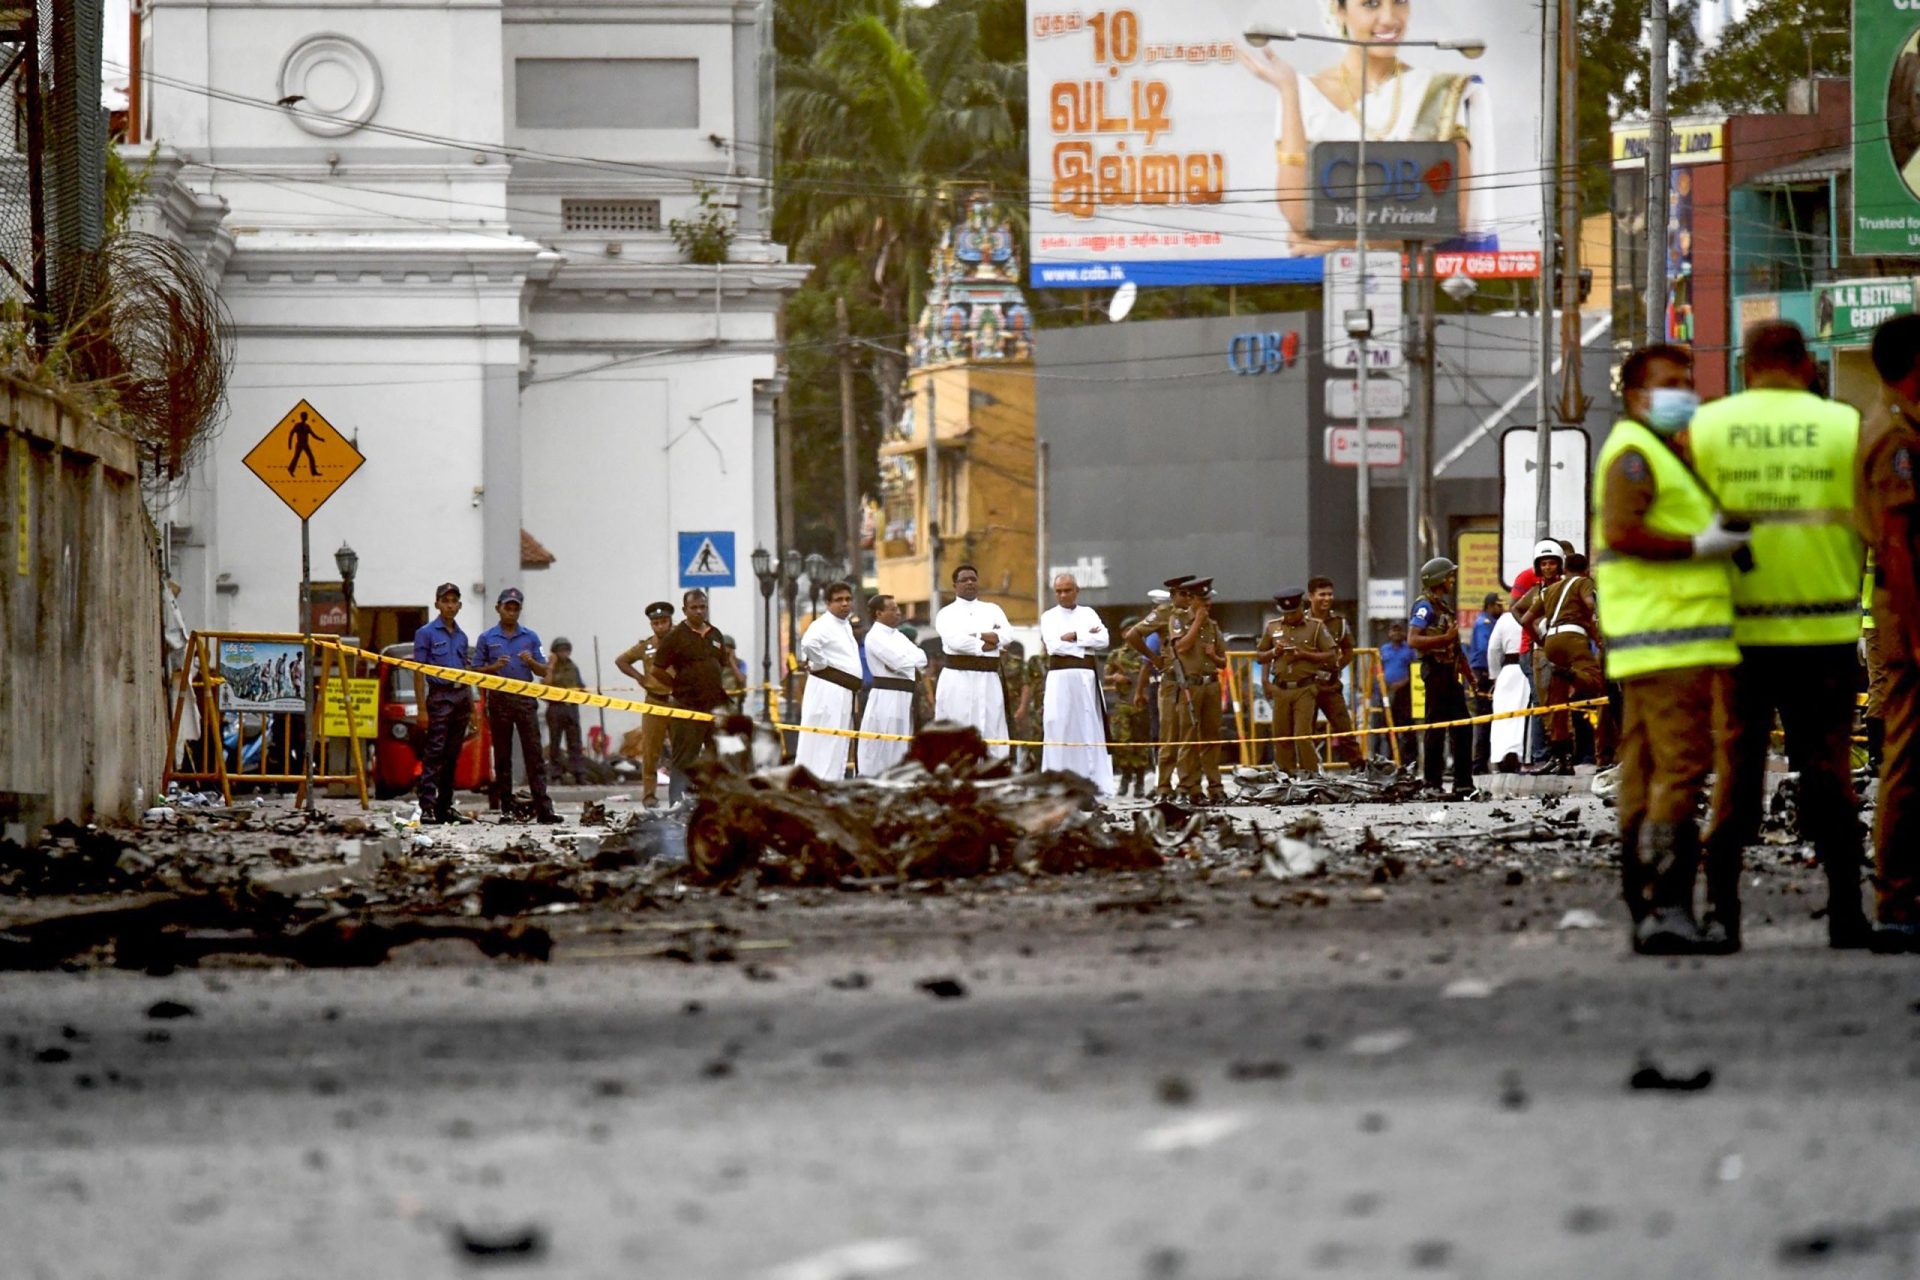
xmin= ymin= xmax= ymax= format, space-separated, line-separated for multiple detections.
xmin=243 ymin=400 xmax=364 ymax=520
xmin=678 ymin=531 xmax=735 ymax=587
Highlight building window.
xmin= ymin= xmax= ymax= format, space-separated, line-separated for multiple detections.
xmin=515 ymin=59 xmax=699 ymax=129
xmin=561 ymin=199 xmax=663 ymax=232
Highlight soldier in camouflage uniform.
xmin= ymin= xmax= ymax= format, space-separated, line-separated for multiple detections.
xmin=1105 ymin=623 xmax=1152 ymax=796
xmin=999 ymin=640 xmax=1032 ymax=769
xmin=1021 ymin=651 xmax=1051 ymax=771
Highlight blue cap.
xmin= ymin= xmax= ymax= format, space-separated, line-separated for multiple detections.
xmin=496 ymin=587 xmax=524 ymax=605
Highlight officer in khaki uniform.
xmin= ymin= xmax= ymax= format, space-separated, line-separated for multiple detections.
xmin=614 ymin=601 xmax=676 ymax=806
xmin=1516 ymin=552 xmax=1612 ymax=774
xmin=1126 ymin=575 xmax=1197 ymax=798
xmin=1593 ymin=343 xmax=1748 ymax=954
xmin=1693 ymin=320 xmax=1870 ymax=949
xmin=1859 ymin=315 xmax=1920 ymax=950
xmin=1306 ymin=575 xmax=1363 ymax=767
xmin=1258 ymin=587 xmax=1337 ymax=775
xmin=1127 ymin=575 xmax=1226 ymax=802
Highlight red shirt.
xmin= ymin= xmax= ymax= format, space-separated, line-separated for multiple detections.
xmin=1510 ymin=567 xmax=1539 ymax=654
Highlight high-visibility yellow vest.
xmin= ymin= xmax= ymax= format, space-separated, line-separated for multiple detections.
xmin=1863 ymin=559 xmax=1876 ymax=632
xmin=1592 ymin=419 xmax=1741 ymax=680
xmin=1687 ymin=388 xmax=1864 ymax=646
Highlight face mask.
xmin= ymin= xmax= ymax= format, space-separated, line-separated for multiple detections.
xmin=1643 ymin=387 xmax=1700 ymax=435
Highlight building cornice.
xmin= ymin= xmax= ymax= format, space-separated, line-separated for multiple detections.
xmin=224 ymin=231 xmax=557 ymax=284
xmin=531 ymin=260 xmax=810 ymax=302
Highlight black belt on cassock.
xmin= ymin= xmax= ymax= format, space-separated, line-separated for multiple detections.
xmin=1047 ymin=655 xmax=1098 ymax=672
xmin=870 ymin=676 xmax=916 ymax=693
xmin=1044 ymin=656 xmax=1109 ymax=740
xmin=945 ymin=654 xmax=1003 ymax=674
xmin=809 ymin=666 xmax=863 ymax=693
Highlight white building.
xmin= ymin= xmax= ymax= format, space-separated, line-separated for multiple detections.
xmin=134 ymin=0 xmax=805 ymax=729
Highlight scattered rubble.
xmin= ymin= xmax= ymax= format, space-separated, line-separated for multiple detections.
xmin=1628 ymin=1057 xmax=1715 ymax=1093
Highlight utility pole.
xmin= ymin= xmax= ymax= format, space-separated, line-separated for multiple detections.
xmin=1646 ymin=0 xmax=1671 ymax=348
xmin=1409 ymin=245 xmax=1438 ymax=611
xmin=836 ymin=295 xmax=860 ymax=584
xmin=1354 ymin=53 xmax=1374 ymax=644
xmin=1534 ymin=0 xmax=1559 ymax=542
xmin=924 ymin=373 xmax=939 ymax=621
xmin=1557 ymin=0 xmax=1587 ymax=425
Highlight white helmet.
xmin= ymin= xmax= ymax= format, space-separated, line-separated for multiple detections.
xmin=1532 ymin=539 xmax=1565 ymax=565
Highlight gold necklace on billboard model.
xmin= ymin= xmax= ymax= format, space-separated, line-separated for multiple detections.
xmin=1338 ymin=55 xmax=1407 ymax=138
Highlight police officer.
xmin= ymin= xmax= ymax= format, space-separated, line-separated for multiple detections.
xmin=615 ymin=602 xmax=676 ymax=806
xmin=544 ymin=637 xmax=587 ymax=784
xmin=1258 ymin=587 xmax=1336 ymax=775
xmin=1517 ymin=550 xmax=1609 ymax=775
xmin=1174 ymin=578 xmax=1230 ymax=803
xmin=412 ymin=582 xmax=475 ymax=825
xmin=1408 ymin=557 xmax=1475 ymax=798
xmin=1693 ymin=320 xmax=1869 ymax=949
xmin=1859 ymin=316 xmax=1920 ymax=949
xmin=1594 ymin=343 xmax=1747 ymax=954
xmin=475 ymin=587 xmax=560 ymax=824
xmin=1126 ymin=576 xmax=1196 ymax=799
xmin=1305 ymin=576 xmax=1363 ymax=768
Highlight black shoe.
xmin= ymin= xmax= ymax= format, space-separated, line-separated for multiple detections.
xmin=1695 ymin=914 xmax=1741 ymax=955
xmin=1633 ymin=907 xmax=1706 ymax=955
xmin=1869 ymin=922 xmax=1920 ymax=954
xmin=440 ymin=808 xmax=475 ymax=825
xmin=1828 ymin=910 xmax=1875 ymax=950
xmin=1207 ymin=790 xmax=1230 ymax=806
xmin=1495 ymin=754 xmax=1520 ymax=774
xmin=535 ymin=808 xmax=564 ymax=825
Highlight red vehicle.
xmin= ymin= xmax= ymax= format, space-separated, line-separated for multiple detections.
xmin=372 ymin=643 xmax=493 ymax=800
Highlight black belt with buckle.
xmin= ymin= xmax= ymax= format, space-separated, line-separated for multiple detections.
xmin=1048 ymin=656 xmax=1098 ymax=672
xmin=945 ymin=655 xmax=1003 ymax=674
xmin=870 ymin=676 xmax=916 ymax=693
xmin=809 ymin=666 xmax=863 ymax=693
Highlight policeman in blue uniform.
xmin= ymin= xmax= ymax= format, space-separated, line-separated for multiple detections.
xmin=475 ymin=587 xmax=561 ymax=824
xmin=412 ymin=582 xmax=474 ymax=824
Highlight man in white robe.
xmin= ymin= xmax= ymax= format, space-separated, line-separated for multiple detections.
xmin=859 ymin=593 xmax=926 ymax=776
xmin=933 ymin=563 xmax=1012 ymax=759
xmin=1040 ymin=573 xmax=1115 ymax=796
xmin=794 ymin=581 xmax=861 ymax=780
xmin=1488 ymin=593 xmax=1530 ymax=773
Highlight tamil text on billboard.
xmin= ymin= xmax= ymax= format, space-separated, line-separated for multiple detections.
xmin=1027 ymin=0 xmax=1545 ymax=287
xmin=1855 ymin=0 xmax=1920 ymax=254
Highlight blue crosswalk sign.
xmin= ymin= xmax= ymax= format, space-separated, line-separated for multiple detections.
xmin=678 ymin=531 xmax=736 ymax=587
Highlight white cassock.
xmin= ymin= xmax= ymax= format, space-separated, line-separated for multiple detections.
xmin=1487 ymin=611 xmax=1530 ymax=766
xmin=1040 ymin=604 xmax=1115 ymax=796
xmin=934 ymin=596 xmax=1012 ymax=759
xmin=858 ymin=621 xmax=927 ymax=776
xmin=795 ymin=612 xmax=860 ymax=780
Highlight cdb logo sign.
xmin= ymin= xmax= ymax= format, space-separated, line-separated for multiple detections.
xmin=1227 ymin=330 xmax=1301 ymax=376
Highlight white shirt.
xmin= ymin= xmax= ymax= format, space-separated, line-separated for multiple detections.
xmin=935 ymin=596 xmax=1010 ymax=657
xmin=864 ymin=621 xmax=927 ymax=679
xmin=1041 ymin=605 xmax=1108 ymax=658
xmin=1488 ymin=612 xmax=1523 ymax=679
xmin=799 ymin=612 xmax=861 ymax=677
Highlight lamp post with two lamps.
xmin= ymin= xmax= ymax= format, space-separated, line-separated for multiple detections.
xmin=1241 ymin=23 xmax=1483 ymax=644
xmin=750 ymin=546 xmax=778 ymax=725
xmin=333 ymin=541 xmax=358 ymax=638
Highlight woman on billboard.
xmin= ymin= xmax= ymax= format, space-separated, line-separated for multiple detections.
xmin=1236 ymin=0 xmax=1493 ymax=254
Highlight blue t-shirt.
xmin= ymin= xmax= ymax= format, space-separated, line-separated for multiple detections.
xmin=1468 ymin=614 xmax=1495 ymax=675
xmin=412 ymin=616 xmax=471 ymax=691
xmin=475 ymin=624 xmax=547 ymax=683
xmin=1378 ymin=640 xmax=1413 ymax=687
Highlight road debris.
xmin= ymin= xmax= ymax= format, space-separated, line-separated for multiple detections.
xmin=1556 ymin=909 xmax=1608 ymax=931
xmin=1138 ymin=1112 xmax=1249 ymax=1153
xmin=451 ymin=1222 xmax=547 ymax=1262
xmin=1628 ymin=1057 xmax=1715 ymax=1093
xmin=917 ymin=976 xmax=968 ymax=1000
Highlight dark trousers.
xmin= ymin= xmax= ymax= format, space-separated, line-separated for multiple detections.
xmin=545 ymin=704 xmax=584 ymax=782
xmin=418 ymin=687 xmax=472 ymax=817
xmin=1387 ymin=682 xmax=1413 ymax=763
xmin=667 ymin=706 xmax=716 ymax=803
xmin=1422 ymin=666 xmax=1474 ymax=793
xmin=1469 ymin=673 xmax=1492 ymax=773
xmin=487 ymin=692 xmax=550 ymax=808
xmin=1616 ymin=667 xmax=1728 ymax=919
xmin=1705 ymin=644 xmax=1863 ymax=922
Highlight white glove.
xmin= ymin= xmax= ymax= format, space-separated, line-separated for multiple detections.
xmin=1690 ymin=512 xmax=1752 ymax=561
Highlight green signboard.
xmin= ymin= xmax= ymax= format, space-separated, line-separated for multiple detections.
xmin=1855 ymin=0 xmax=1920 ymax=253
xmin=1814 ymin=277 xmax=1918 ymax=345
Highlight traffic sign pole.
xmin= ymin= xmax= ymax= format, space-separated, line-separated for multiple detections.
xmin=302 ymin=516 xmax=315 ymax=811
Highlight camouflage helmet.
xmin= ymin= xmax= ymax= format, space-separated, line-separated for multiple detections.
xmin=1419 ymin=556 xmax=1458 ymax=589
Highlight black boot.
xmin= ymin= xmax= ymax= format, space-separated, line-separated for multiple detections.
xmin=1867 ymin=717 xmax=1885 ymax=773
xmin=1632 ymin=822 xmax=1707 ymax=956
xmin=1823 ymin=844 xmax=1873 ymax=950
xmin=1618 ymin=820 xmax=1647 ymax=925
xmin=1693 ymin=823 xmax=1741 ymax=954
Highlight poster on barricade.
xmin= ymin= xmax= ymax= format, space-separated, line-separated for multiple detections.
xmin=216 ymin=640 xmax=308 ymax=714
xmin=1026 ymin=0 xmax=1544 ymax=287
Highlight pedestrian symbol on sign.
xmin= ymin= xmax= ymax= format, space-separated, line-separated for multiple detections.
xmin=677 ymin=531 xmax=737 ymax=587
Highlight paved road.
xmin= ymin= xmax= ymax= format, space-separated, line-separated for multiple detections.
xmin=5 ymin=796 xmax=1920 ymax=1279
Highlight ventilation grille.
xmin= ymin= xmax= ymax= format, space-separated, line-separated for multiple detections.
xmin=561 ymin=198 xmax=662 ymax=232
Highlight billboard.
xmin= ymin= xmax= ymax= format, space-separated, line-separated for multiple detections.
xmin=1855 ymin=0 xmax=1920 ymax=254
xmin=1027 ymin=0 xmax=1545 ymax=288
xmin=217 ymin=640 xmax=308 ymax=714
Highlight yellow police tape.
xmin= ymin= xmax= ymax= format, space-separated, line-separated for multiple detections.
xmin=315 ymin=637 xmax=1607 ymax=752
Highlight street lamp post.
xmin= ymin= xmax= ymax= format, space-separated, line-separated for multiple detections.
xmin=751 ymin=545 xmax=777 ymax=725
xmin=332 ymin=540 xmax=359 ymax=637
xmin=780 ymin=548 xmax=803 ymax=725
xmin=1243 ymin=26 xmax=1484 ymax=643
xmin=804 ymin=551 xmax=829 ymax=621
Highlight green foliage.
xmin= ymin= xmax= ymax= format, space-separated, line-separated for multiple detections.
xmin=105 ymin=144 xmax=158 ymax=239
xmin=670 ymin=183 xmax=736 ymax=265
xmin=1675 ymin=0 xmax=1849 ymax=115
